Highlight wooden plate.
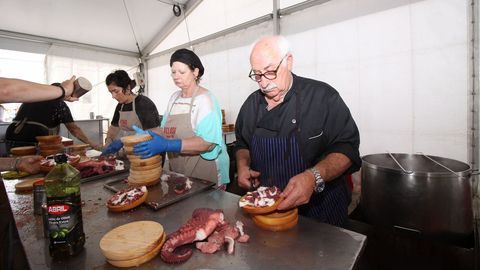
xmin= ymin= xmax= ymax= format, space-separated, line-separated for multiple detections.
xmin=128 ymin=175 xmax=161 ymax=187
xmin=252 ymin=214 xmax=298 ymax=232
xmin=129 ymin=167 xmax=162 ymax=176
xmin=15 ymin=178 xmax=43 ymax=192
xmin=99 ymin=221 xmax=164 ymax=261
xmin=253 ymin=208 xmax=298 ymax=226
xmin=121 ymin=134 xmax=152 ymax=147
xmin=107 ymin=188 xmax=148 ymax=212
xmin=107 ymin=233 xmax=166 ymax=268
xmin=35 ymin=135 xmax=62 ymax=144
xmin=10 ymin=146 xmax=36 ymax=156
xmin=129 ymin=155 xmax=161 ymax=167
xmin=240 ymin=196 xmax=284 ymax=215
xmin=38 ymin=143 xmax=64 ymax=151
xmin=130 ymin=162 xmax=161 ymax=171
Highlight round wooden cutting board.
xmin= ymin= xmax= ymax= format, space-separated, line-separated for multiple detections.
xmin=107 ymin=233 xmax=166 ymax=268
xmin=14 ymin=178 xmax=44 ymax=192
xmin=99 ymin=221 xmax=164 ymax=261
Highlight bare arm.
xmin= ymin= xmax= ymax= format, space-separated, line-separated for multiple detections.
xmin=278 ymin=153 xmax=352 ymax=210
xmin=104 ymin=125 xmax=121 ymax=147
xmin=179 ymin=136 xmax=214 ymax=155
xmin=0 ymin=156 xmax=43 ymax=174
xmin=64 ymin=122 xmax=99 ymax=149
xmin=0 ymin=76 xmax=77 ymax=103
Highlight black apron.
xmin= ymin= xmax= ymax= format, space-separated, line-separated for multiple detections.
xmin=250 ymin=91 xmax=349 ymax=227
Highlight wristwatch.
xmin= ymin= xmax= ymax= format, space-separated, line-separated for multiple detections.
xmin=308 ymin=167 xmax=325 ymax=193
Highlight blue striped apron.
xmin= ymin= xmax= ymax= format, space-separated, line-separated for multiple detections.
xmin=250 ymin=91 xmax=349 ymax=227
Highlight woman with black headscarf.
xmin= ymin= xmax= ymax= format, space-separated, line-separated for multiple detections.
xmin=133 ymin=48 xmax=230 ymax=188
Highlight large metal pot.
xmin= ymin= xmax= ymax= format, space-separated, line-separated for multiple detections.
xmin=360 ymin=153 xmax=473 ymax=240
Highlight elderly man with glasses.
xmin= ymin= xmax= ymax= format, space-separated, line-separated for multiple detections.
xmin=234 ymin=35 xmax=361 ymax=227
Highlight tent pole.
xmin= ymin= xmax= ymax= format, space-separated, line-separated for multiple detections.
xmin=273 ymin=0 xmax=280 ymax=35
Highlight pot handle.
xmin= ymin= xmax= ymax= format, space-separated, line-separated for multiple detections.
xmin=387 ymin=151 xmax=413 ymax=174
xmin=418 ymin=152 xmax=465 ymax=177
xmin=470 ymin=169 xmax=480 ymax=176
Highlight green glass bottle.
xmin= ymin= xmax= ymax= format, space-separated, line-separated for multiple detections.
xmin=45 ymin=153 xmax=85 ymax=258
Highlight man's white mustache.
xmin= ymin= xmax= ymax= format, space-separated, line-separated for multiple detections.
xmin=261 ymin=84 xmax=277 ymax=93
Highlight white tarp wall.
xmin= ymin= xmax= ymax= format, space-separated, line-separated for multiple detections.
xmin=45 ymin=45 xmax=139 ymax=121
xmin=147 ymin=0 xmax=471 ymax=164
xmin=0 ymin=37 xmax=140 ymax=123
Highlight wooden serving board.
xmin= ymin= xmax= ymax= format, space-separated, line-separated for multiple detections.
xmin=14 ymin=178 xmax=43 ymax=192
xmin=99 ymin=221 xmax=164 ymax=261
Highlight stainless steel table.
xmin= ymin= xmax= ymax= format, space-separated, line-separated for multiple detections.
xmin=5 ymin=172 xmax=366 ymax=270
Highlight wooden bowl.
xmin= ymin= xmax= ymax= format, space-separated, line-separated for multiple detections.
xmin=10 ymin=146 xmax=36 ymax=156
xmin=35 ymin=135 xmax=62 ymax=144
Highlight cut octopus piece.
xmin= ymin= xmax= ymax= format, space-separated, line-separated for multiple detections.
xmin=195 ymin=222 xmax=240 ymax=255
xmin=160 ymin=208 xmax=250 ymax=264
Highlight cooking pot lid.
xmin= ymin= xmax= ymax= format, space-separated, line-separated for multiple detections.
xmin=362 ymin=153 xmax=471 ymax=174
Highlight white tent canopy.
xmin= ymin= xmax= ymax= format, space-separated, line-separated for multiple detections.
xmin=0 ymin=0 xmax=478 ymax=175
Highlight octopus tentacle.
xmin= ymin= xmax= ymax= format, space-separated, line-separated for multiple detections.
xmin=160 ymin=208 xmax=224 ymax=264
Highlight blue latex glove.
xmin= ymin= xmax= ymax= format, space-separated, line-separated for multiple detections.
xmin=132 ymin=125 xmax=147 ymax=135
xmin=134 ymin=130 xmax=182 ymax=158
xmin=101 ymin=139 xmax=123 ymax=155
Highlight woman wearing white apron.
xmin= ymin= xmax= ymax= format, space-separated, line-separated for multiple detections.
xmin=133 ymin=49 xmax=230 ymax=188
xmin=102 ymin=70 xmax=160 ymax=155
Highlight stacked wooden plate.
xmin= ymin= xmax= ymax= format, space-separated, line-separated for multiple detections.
xmin=10 ymin=146 xmax=36 ymax=156
xmin=66 ymin=144 xmax=89 ymax=156
xmin=121 ymin=134 xmax=162 ymax=187
xmin=251 ymin=208 xmax=299 ymax=232
xmin=36 ymin=135 xmax=63 ymax=157
xmin=99 ymin=221 xmax=166 ymax=268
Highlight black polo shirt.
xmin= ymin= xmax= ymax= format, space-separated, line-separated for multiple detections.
xmin=235 ymin=73 xmax=361 ymax=173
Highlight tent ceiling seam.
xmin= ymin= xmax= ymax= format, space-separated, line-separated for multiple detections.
xmin=145 ymin=0 xmax=332 ymax=60
xmin=0 ymin=29 xmax=139 ymax=58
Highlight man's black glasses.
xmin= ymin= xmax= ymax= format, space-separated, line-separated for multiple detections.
xmin=248 ymin=55 xmax=287 ymax=82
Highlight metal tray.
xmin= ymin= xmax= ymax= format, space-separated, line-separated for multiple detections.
xmin=103 ymin=172 xmax=215 ymax=210
xmin=80 ymin=168 xmax=128 ymax=183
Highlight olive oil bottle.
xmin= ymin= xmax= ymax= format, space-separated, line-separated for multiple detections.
xmin=45 ymin=154 xmax=85 ymax=258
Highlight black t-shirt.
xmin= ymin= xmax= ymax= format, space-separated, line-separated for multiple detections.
xmin=5 ymin=99 xmax=74 ymax=142
xmin=235 ymin=73 xmax=361 ymax=173
xmin=111 ymin=95 xmax=160 ymax=129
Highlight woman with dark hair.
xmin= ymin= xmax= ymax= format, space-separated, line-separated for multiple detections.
xmin=133 ymin=48 xmax=230 ymax=188
xmin=102 ymin=70 xmax=160 ymax=153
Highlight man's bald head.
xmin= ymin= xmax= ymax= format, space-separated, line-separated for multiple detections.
xmin=250 ymin=36 xmax=290 ymax=62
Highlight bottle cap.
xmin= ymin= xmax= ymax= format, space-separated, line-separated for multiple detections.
xmin=72 ymin=77 xmax=93 ymax=98
xmin=54 ymin=153 xmax=68 ymax=164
